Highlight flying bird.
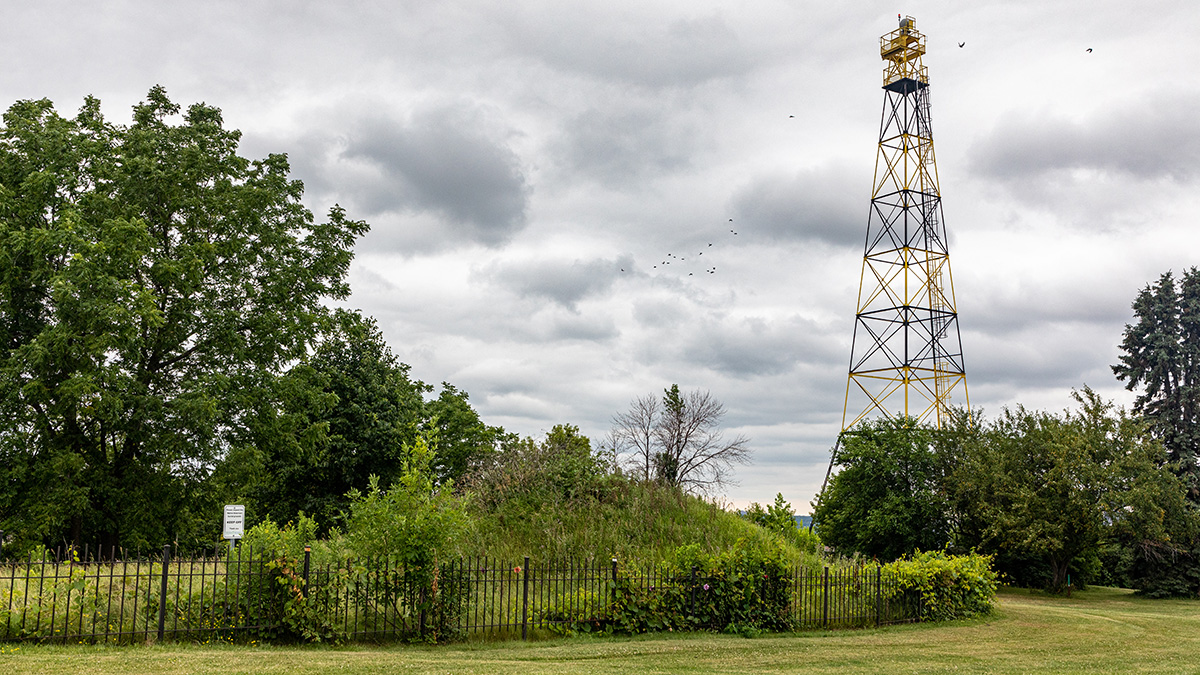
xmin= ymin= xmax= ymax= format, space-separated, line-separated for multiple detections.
xmin=1086 ymin=48 xmax=1093 ymax=53
xmin=958 ymin=42 xmax=965 ymax=48
xmin=789 ymin=115 xmax=795 ymax=118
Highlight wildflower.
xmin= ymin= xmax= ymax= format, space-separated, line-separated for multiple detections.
xmin=703 ymin=584 xmax=710 ymax=591
xmin=514 ymin=566 xmax=522 ymax=573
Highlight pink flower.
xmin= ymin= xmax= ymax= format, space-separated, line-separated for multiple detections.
xmin=703 ymin=584 xmax=710 ymax=591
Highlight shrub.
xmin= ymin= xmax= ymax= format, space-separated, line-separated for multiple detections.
xmin=883 ymin=550 xmax=997 ymax=621
xmin=608 ymin=538 xmax=793 ymax=634
xmin=742 ymin=493 xmax=822 ymax=555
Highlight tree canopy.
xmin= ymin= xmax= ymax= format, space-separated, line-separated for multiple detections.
xmin=1113 ymin=268 xmax=1200 ymax=498
xmin=0 ymin=88 xmax=367 ymax=551
xmin=812 ymin=417 xmax=950 ymax=561
xmin=814 ymin=391 xmax=1195 ymax=593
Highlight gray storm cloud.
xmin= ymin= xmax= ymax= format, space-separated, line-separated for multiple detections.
xmin=479 ymin=255 xmax=633 ymax=310
xmin=554 ymin=103 xmax=700 ymax=187
xmin=972 ymin=92 xmax=1200 ymax=183
xmin=731 ymin=164 xmax=868 ymax=248
xmin=295 ymin=101 xmax=531 ymax=252
xmin=346 ymin=106 xmax=529 ymax=245
xmin=504 ymin=10 xmax=757 ymax=89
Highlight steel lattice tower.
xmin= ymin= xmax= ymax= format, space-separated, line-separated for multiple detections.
xmin=841 ymin=16 xmax=968 ymax=431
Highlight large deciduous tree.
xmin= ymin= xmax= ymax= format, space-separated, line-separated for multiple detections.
xmin=1113 ymin=268 xmax=1200 ymax=497
xmin=948 ymin=389 xmax=1178 ymax=592
xmin=0 ymin=88 xmax=367 ymax=551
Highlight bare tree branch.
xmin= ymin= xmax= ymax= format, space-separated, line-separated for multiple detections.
xmin=609 ymin=385 xmax=751 ymax=493
xmin=610 ymin=393 xmax=659 ymax=481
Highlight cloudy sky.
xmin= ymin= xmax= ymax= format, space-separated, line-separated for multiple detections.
xmin=5 ymin=0 xmax=1198 ymax=511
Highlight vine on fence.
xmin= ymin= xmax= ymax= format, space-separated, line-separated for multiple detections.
xmin=883 ymin=550 xmax=998 ymax=621
xmin=607 ymin=539 xmax=794 ymax=635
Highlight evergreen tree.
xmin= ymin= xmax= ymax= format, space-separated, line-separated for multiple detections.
xmin=1113 ymin=268 xmax=1200 ymax=497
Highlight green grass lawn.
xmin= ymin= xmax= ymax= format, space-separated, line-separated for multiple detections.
xmin=3 ymin=586 xmax=1199 ymax=674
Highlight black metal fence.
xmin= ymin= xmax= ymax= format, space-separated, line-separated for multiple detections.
xmin=0 ymin=546 xmax=922 ymax=644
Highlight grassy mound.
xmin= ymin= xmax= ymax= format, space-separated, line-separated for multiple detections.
xmin=462 ymin=479 xmax=798 ymax=563
xmin=457 ymin=427 xmax=817 ymax=565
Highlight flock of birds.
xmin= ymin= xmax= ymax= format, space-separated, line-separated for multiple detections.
xmin=616 ymin=36 xmax=1095 ymax=282
xmin=620 ymin=218 xmax=740 ymax=279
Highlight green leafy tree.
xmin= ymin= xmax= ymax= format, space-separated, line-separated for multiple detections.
xmin=237 ymin=309 xmax=428 ymax=531
xmin=1113 ymin=268 xmax=1200 ymax=497
xmin=949 ymin=389 xmax=1181 ymax=592
xmin=424 ymin=383 xmax=503 ymax=486
xmin=812 ymin=417 xmax=951 ymax=560
xmin=345 ymin=433 xmax=469 ymax=567
xmin=0 ymin=88 xmax=367 ymax=552
xmin=743 ymin=493 xmax=821 ymax=554
xmin=464 ymin=424 xmax=612 ymax=508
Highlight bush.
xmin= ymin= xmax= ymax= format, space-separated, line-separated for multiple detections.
xmin=742 ymin=493 xmax=822 ymax=555
xmin=883 ymin=550 xmax=997 ymax=621
xmin=608 ymin=538 xmax=793 ymax=634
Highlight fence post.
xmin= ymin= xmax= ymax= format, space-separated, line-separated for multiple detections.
xmin=611 ymin=558 xmax=618 ymax=608
xmin=521 ymin=556 xmax=530 ymax=640
xmin=875 ymin=565 xmax=882 ymax=627
xmin=157 ymin=544 xmax=171 ymax=642
xmin=822 ymin=565 xmax=829 ymax=629
xmin=689 ymin=566 xmax=697 ymax=622
xmin=302 ymin=546 xmax=311 ymax=595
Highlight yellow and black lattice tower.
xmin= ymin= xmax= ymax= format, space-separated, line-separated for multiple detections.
xmin=842 ymin=16 xmax=969 ymax=431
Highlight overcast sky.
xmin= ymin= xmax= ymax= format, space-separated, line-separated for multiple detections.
xmin=5 ymin=0 xmax=1198 ymax=511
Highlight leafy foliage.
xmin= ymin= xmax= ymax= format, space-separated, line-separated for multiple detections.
xmin=883 ymin=550 xmax=997 ymax=621
xmin=344 ymin=434 xmax=469 ymax=571
xmin=0 ymin=88 xmax=367 ymax=551
xmin=813 ymin=417 xmax=952 ymax=560
xmin=462 ymin=426 xmax=800 ymax=564
xmin=234 ymin=309 xmax=429 ymax=532
xmin=607 ymin=539 xmax=794 ymax=634
xmin=742 ymin=493 xmax=822 ymax=555
xmin=813 ymin=392 xmax=1196 ymax=595
xmin=1113 ymin=268 xmax=1200 ymax=498
xmin=947 ymin=389 xmax=1186 ymax=592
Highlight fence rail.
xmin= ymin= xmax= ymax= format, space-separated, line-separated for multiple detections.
xmin=0 ymin=546 xmax=922 ymax=644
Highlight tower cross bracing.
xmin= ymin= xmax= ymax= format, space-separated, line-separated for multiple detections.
xmin=841 ymin=16 xmax=969 ymax=431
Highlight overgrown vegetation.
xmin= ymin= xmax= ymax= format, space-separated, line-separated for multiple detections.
xmin=883 ymin=550 xmax=998 ymax=621
xmin=815 ymin=389 xmax=1198 ymax=595
xmin=460 ymin=424 xmax=791 ymax=562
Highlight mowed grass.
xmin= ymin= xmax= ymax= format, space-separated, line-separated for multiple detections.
xmin=3 ymin=586 xmax=1199 ymax=674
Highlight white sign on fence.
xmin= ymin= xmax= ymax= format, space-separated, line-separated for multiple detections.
xmin=223 ymin=504 xmax=245 ymax=540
